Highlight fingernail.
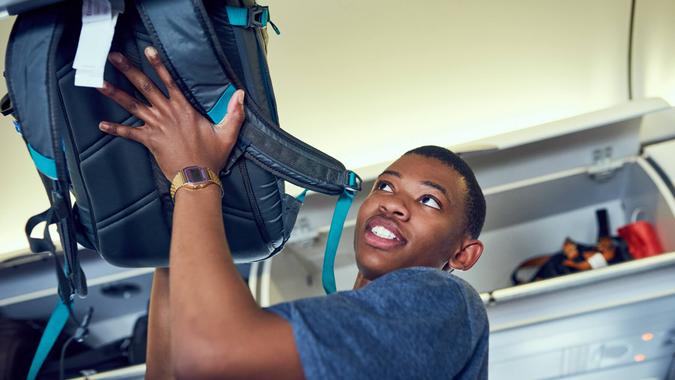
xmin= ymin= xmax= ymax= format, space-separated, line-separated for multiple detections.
xmin=145 ymin=46 xmax=158 ymax=59
xmin=238 ymin=90 xmax=245 ymax=105
xmin=99 ymin=81 xmax=110 ymax=93
xmin=108 ymin=52 xmax=122 ymax=63
xmin=99 ymin=122 xmax=110 ymax=131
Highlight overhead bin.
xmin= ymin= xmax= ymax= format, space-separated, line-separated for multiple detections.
xmin=262 ymin=98 xmax=675 ymax=379
xmin=264 ymin=98 xmax=674 ymax=298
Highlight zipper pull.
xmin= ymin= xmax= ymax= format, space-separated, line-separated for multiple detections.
xmin=269 ymin=19 xmax=281 ymax=35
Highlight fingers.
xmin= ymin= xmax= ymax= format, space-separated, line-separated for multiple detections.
xmin=215 ymin=90 xmax=246 ymax=141
xmin=143 ymin=46 xmax=186 ymax=103
xmin=99 ymin=122 xmax=148 ymax=145
xmin=99 ymin=81 xmax=156 ymax=122
xmin=108 ymin=52 xmax=168 ymax=110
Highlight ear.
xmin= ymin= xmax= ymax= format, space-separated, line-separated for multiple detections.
xmin=446 ymin=239 xmax=484 ymax=271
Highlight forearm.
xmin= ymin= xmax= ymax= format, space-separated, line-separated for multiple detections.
xmin=169 ymin=186 xmax=262 ymax=371
xmin=146 ymin=268 xmax=174 ymax=380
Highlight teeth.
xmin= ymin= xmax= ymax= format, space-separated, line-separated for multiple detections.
xmin=371 ymin=225 xmax=397 ymax=240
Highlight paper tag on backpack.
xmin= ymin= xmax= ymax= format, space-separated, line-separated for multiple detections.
xmin=587 ymin=252 xmax=608 ymax=269
xmin=73 ymin=0 xmax=123 ymax=88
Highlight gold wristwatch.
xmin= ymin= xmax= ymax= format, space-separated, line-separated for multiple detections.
xmin=170 ymin=166 xmax=223 ymax=200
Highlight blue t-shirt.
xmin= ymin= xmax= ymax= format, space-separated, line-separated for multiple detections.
xmin=267 ymin=267 xmax=489 ymax=380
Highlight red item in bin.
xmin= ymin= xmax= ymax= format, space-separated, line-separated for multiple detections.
xmin=618 ymin=221 xmax=664 ymax=259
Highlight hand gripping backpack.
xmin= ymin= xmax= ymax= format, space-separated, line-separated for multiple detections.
xmin=3 ymin=1 xmax=361 ymax=377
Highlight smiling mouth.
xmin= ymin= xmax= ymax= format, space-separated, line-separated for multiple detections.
xmin=371 ymin=225 xmax=398 ymax=240
xmin=363 ymin=217 xmax=406 ymax=250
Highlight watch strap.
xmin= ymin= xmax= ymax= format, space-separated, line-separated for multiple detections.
xmin=170 ymin=166 xmax=223 ymax=200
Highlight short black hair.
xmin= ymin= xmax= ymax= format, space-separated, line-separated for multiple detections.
xmin=404 ymin=145 xmax=486 ymax=239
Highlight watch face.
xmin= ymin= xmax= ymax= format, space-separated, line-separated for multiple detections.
xmin=183 ymin=166 xmax=209 ymax=184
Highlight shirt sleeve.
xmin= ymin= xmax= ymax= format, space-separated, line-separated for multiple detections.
xmin=267 ymin=268 xmax=489 ymax=380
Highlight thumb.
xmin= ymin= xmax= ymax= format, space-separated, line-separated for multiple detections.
xmin=215 ymin=90 xmax=245 ymax=141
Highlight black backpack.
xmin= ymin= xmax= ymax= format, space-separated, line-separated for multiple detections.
xmin=4 ymin=0 xmax=361 ymax=377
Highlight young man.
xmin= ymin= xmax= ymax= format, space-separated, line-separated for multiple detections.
xmin=98 ymin=47 xmax=488 ymax=379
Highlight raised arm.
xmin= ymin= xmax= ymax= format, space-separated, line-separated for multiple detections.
xmin=146 ymin=268 xmax=174 ymax=380
xmin=98 ymin=47 xmax=303 ymax=379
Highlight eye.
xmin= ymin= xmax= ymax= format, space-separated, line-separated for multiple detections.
xmin=420 ymin=195 xmax=441 ymax=210
xmin=375 ymin=181 xmax=393 ymax=193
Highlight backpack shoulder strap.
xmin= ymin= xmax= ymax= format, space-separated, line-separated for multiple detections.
xmin=6 ymin=10 xmax=90 ymax=378
xmin=7 ymin=7 xmax=87 ymax=298
xmin=136 ymin=0 xmax=358 ymax=195
xmin=6 ymin=7 xmax=60 ymax=170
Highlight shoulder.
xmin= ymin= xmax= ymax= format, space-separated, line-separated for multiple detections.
xmin=369 ymin=268 xmax=490 ymax=373
xmin=267 ymin=267 xmax=489 ymax=379
xmin=370 ymin=266 xmax=481 ymax=298
xmin=366 ymin=267 xmax=485 ymax=309
xmin=273 ymin=267 xmax=487 ymax=321
xmin=271 ymin=267 xmax=487 ymax=337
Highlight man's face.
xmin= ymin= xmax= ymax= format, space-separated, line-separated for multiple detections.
xmin=354 ymin=154 xmax=469 ymax=280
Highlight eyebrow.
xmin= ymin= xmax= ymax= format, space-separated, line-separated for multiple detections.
xmin=379 ymin=171 xmax=449 ymax=197
xmin=421 ymin=180 xmax=448 ymax=196
xmin=380 ymin=170 xmax=401 ymax=178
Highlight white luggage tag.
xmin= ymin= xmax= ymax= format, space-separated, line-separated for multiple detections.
xmin=73 ymin=0 xmax=124 ymax=88
xmin=587 ymin=252 xmax=609 ymax=269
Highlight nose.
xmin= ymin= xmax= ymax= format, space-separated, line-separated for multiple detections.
xmin=378 ymin=195 xmax=410 ymax=221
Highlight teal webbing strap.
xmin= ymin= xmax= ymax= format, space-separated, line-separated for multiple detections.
xmin=225 ymin=6 xmax=269 ymax=28
xmin=261 ymin=8 xmax=269 ymax=26
xmin=322 ymin=173 xmax=359 ymax=294
xmin=225 ymin=6 xmax=248 ymax=26
xmin=27 ymin=300 xmax=70 ymax=380
xmin=28 ymin=144 xmax=57 ymax=180
xmin=296 ymin=189 xmax=308 ymax=203
xmin=207 ymin=84 xmax=236 ymax=124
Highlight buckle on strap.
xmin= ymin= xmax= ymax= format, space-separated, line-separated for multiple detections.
xmin=50 ymin=190 xmax=70 ymax=220
xmin=248 ymin=5 xmax=269 ymax=28
xmin=344 ymin=171 xmax=362 ymax=193
xmin=56 ymin=267 xmax=74 ymax=303
xmin=225 ymin=5 xmax=270 ymax=29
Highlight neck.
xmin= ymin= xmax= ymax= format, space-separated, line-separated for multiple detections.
xmin=353 ymin=272 xmax=371 ymax=289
